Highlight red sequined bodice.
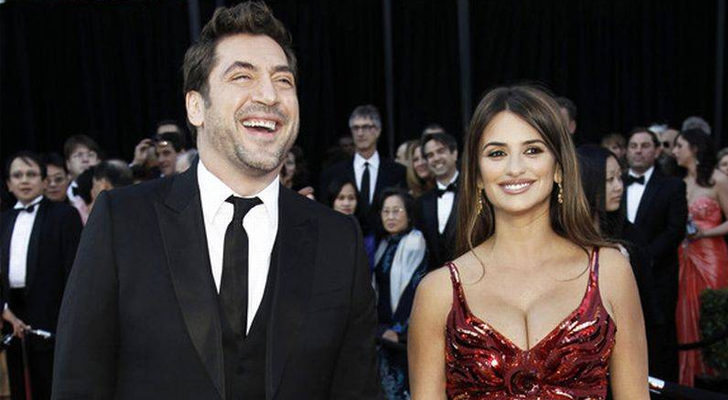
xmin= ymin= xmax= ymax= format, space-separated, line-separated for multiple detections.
xmin=445 ymin=248 xmax=616 ymax=399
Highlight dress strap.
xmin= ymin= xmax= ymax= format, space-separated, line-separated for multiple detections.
xmin=446 ymin=262 xmax=466 ymax=305
xmin=588 ymin=247 xmax=601 ymax=290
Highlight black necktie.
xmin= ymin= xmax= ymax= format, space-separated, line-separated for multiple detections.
xmin=220 ymin=195 xmax=262 ymax=339
xmin=625 ymin=175 xmax=645 ymax=186
xmin=437 ymin=183 xmax=457 ymax=197
xmin=360 ymin=161 xmax=371 ymax=206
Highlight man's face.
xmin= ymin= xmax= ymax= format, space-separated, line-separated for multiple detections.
xmin=66 ymin=145 xmax=99 ymax=178
xmin=660 ymin=129 xmax=679 ymax=156
xmin=156 ymin=143 xmax=179 ymax=176
xmin=338 ymin=136 xmax=355 ymax=155
xmin=349 ymin=117 xmax=380 ymax=154
xmin=45 ymin=164 xmax=69 ymax=202
xmin=188 ymin=34 xmax=299 ymax=177
xmin=423 ymin=139 xmax=458 ymax=181
xmin=6 ymin=157 xmax=45 ymax=205
xmin=627 ymin=132 xmax=660 ymax=173
xmin=559 ymin=108 xmax=576 ymax=134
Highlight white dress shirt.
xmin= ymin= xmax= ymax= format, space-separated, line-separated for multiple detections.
xmin=8 ymin=196 xmax=44 ymax=288
xmin=197 ymin=160 xmax=279 ymax=334
xmin=354 ymin=151 xmax=380 ymax=204
xmin=436 ymin=171 xmax=459 ymax=234
xmin=626 ymin=166 xmax=654 ymax=223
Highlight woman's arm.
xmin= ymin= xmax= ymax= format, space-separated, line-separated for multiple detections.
xmin=408 ymin=268 xmax=451 ymax=400
xmin=600 ymin=248 xmax=650 ymax=399
xmin=699 ymin=173 xmax=728 ymax=237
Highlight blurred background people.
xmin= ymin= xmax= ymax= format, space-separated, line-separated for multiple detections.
xmin=326 ymin=178 xmax=375 ymax=268
xmin=89 ymin=160 xmax=134 ymax=212
xmin=555 ymin=96 xmax=577 ymax=135
xmin=280 ymin=145 xmax=312 ymax=194
xmin=2 ymin=151 xmax=82 ymax=400
xmin=681 ymin=116 xmax=711 ymax=135
xmin=672 ymin=128 xmax=728 ymax=387
xmin=407 ymin=139 xmax=434 ymax=198
xmin=716 ymin=147 xmax=728 ymax=177
xmin=63 ymin=135 xmax=102 ymax=222
xmin=373 ymin=188 xmax=426 ymax=399
xmin=175 ymin=148 xmax=198 ymax=174
xmin=600 ymin=132 xmax=627 ymax=169
xmin=623 ymin=127 xmax=687 ymax=384
xmin=42 ymin=153 xmax=70 ymax=203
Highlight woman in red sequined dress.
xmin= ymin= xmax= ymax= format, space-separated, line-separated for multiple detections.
xmin=672 ymin=129 xmax=728 ymax=387
xmin=407 ymin=86 xmax=649 ymax=399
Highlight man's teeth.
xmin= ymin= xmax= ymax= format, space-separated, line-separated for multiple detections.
xmin=242 ymin=119 xmax=276 ymax=131
xmin=504 ymin=182 xmax=531 ymax=190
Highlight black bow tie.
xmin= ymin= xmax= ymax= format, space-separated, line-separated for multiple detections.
xmin=625 ymin=175 xmax=645 ymax=186
xmin=72 ymin=186 xmax=80 ymax=196
xmin=19 ymin=205 xmax=35 ymax=213
xmin=437 ymin=183 xmax=457 ymax=197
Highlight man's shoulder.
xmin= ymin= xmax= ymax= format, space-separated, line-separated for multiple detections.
xmin=321 ymin=158 xmax=353 ymax=176
xmin=104 ymin=176 xmax=175 ymax=209
xmin=380 ymin=158 xmax=406 ymax=175
xmin=282 ymin=187 xmax=352 ymax=223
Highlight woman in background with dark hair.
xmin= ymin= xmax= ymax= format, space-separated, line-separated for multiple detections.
xmin=374 ymin=188 xmax=427 ymax=399
xmin=408 ymin=85 xmax=648 ymax=399
xmin=671 ymin=129 xmax=728 ymax=386
xmin=326 ymin=178 xmax=376 ymax=268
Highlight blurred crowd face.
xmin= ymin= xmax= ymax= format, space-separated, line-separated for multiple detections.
xmin=7 ymin=157 xmax=45 ymax=205
xmin=395 ymin=142 xmax=409 ymax=166
xmin=190 ymin=34 xmax=299 ymax=176
xmin=671 ymin=135 xmax=695 ymax=168
xmin=45 ymin=164 xmax=69 ymax=202
xmin=603 ymin=139 xmax=625 ymax=161
xmin=659 ymin=129 xmax=679 ymax=156
xmin=411 ymin=146 xmax=430 ymax=180
xmin=479 ymin=112 xmax=558 ymax=216
xmin=156 ymin=142 xmax=179 ymax=176
xmin=66 ymin=145 xmax=99 ymax=178
xmin=350 ymin=117 xmax=380 ymax=156
xmin=626 ymin=132 xmax=660 ymax=174
xmin=338 ymin=136 xmax=355 ymax=156
xmin=559 ymin=107 xmax=576 ymax=134
xmin=333 ymin=183 xmax=357 ymax=215
xmin=424 ymin=139 xmax=458 ymax=183
xmin=381 ymin=195 xmax=408 ymax=235
xmin=605 ymin=156 xmax=623 ymax=212
xmin=284 ymin=151 xmax=296 ymax=177
xmin=718 ymin=153 xmax=728 ymax=176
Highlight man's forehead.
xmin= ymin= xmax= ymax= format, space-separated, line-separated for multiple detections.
xmin=11 ymin=157 xmax=40 ymax=171
xmin=71 ymin=145 xmax=90 ymax=154
xmin=351 ymin=117 xmax=374 ymax=125
xmin=213 ymin=34 xmax=289 ymax=71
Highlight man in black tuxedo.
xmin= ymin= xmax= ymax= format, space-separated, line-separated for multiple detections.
xmin=319 ymin=105 xmax=406 ymax=233
xmin=622 ymin=128 xmax=687 ymax=384
xmin=52 ymin=3 xmax=379 ymax=399
xmin=1 ymin=151 xmax=82 ymax=400
xmin=414 ymin=132 xmax=459 ymax=271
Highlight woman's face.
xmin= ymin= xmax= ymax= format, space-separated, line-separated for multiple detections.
xmin=284 ymin=152 xmax=296 ymax=176
xmin=381 ymin=195 xmax=409 ymax=235
xmin=412 ymin=146 xmax=430 ymax=179
xmin=605 ymin=156 xmax=623 ymax=212
xmin=395 ymin=142 xmax=409 ymax=166
xmin=478 ymin=111 xmax=558 ymax=216
xmin=672 ymin=136 xmax=695 ymax=168
xmin=718 ymin=154 xmax=728 ymax=176
xmin=333 ymin=183 xmax=357 ymax=215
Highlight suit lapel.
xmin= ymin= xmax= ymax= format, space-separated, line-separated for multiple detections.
xmin=635 ymin=170 xmax=661 ymax=226
xmin=267 ymin=188 xmax=316 ymax=399
xmin=423 ymin=192 xmax=438 ymax=240
xmin=155 ymin=165 xmax=225 ymax=400
xmin=24 ymin=198 xmax=47 ymax=293
xmin=374 ymin=161 xmax=387 ymax=197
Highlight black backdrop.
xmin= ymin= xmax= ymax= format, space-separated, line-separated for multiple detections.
xmin=1 ymin=0 xmax=726 ymax=179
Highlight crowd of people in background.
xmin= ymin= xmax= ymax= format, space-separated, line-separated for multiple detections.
xmin=1 ymin=95 xmax=727 ymax=399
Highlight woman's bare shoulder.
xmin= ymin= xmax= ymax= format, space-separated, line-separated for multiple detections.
xmin=597 ymin=246 xmax=637 ymax=305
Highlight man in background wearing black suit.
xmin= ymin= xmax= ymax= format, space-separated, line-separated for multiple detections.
xmin=414 ymin=132 xmax=459 ymax=271
xmin=319 ymin=105 xmax=406 ymax=232
xmin=1 ymin=151 xmax=82 ymax=400
xmin=622 ymin=128 xmax=687 ymax=385
xmin=52 ymin=3 xmax=379 ymax=399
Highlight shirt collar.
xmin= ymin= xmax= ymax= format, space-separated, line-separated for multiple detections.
xmin=436 ymin=170 xmax=459 ymax=190
xmin=14 ymin=195 xmax=43 ymax=210
xmin=354 ymin=151 xmax=380 ymax=169
xmin=197 ymin=159 xmax=279 ymax=225
xmin=628 ymin=166 xmax=654 ymax=183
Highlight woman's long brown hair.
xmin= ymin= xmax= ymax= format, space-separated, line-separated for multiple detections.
xmin=455 ymin=85 xmax=614 ymax=258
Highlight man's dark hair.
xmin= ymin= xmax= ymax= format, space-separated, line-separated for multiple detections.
xmin=628 ymin=127 xmax=660 ymax=147
xmin=421 ymin=132 xmax=458 ymax=156
xmin=555 ymin=96 xmax=577 ymax=121
xmin=155 ymin=120 xmax=184 ymax=133
xmin=155 ymin=131 xmax=186 ymax=152
xmin=63 ymin=134 xmax=101 ymax=161
xmin=182 ymin=1 xmax=296 ymax=101
xmin=93 ymin=160 xmax=134 ymax=189
xmin=349 ymin=105 xmax=382 ymax=129
xmin=5 ymin=151 xmax=47 ymax=180
xmin=421 ymin=123 xmax=445 ymax=136
xmin=43 ymin=152 xmax=68 ymax=173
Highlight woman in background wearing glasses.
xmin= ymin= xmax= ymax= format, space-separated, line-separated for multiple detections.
xmin=374 ymin=187 xmax=428 ymax=399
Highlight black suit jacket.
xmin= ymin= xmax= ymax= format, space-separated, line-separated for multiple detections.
xmin=414 ymin=183 xmax=458 ymax=271
xmin=319 ymin=155 xmax=406 ymax=232
xmin=52 ymin=164 xmax=380 ymax=400
xmin=622 ymin=168 xmax=687 ymax=324
xmin=0 ymin=198 xmax=82 ymax=337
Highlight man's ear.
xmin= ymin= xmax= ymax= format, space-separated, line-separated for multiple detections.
xmin=185 ymin=91 xmax=204 ymax=128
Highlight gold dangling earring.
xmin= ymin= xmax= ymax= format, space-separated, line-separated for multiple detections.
xmin=557 ymin=183 xmax=564 ymax=204
xmin=477 ymin=190 xmax=484 ymax=215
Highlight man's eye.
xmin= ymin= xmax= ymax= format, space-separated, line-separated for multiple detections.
xmin=276 ymin=77 xmax=294 ymax=87
xmin=232 ymin=74 xmax=251 ymax=81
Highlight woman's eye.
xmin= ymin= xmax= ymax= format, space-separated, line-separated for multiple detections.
xmin=487 ymin=150 xmax=505 ymax=158
xmin=525 ymin=147 xmax=543 ymax=155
